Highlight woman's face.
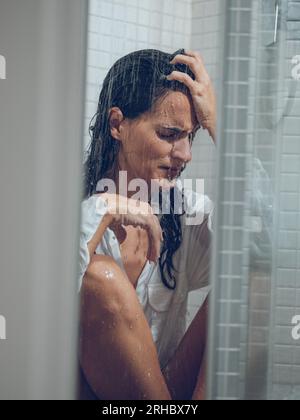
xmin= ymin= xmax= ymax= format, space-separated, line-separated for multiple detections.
xmin=110 ymin=90 xmax=199 ymax=191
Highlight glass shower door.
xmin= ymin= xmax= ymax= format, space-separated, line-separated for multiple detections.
xmin=208 ymin=0 xmax=300 ymax=400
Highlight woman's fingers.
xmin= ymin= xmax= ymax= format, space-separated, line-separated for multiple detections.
xmin=106 ymin=194 xmax=163 ymax=263
xmin=132 ymin=203 xmax=162 ymax=261
xmin=167 ymin=71 xmax=196 ymax=94
xmin=168 ymin=50 xmax=216 ymax=144
xmin=110 ymin=223 xmax=127 ymax=244
xmin=145 ymin=216 xmax=163 ymax=263
xmin=145 ymin=224 xmax=155 ymax=262
xmin=170 ymin=52 xmax=209 ymax=83
xmin=167 ymin=70 xmax=210 ymax=98
xmin=184 ymin=50 xmax=209 ymax=77
xmin=154 ymin=218 xmax=164 ymax=261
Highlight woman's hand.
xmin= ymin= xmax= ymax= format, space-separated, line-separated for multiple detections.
xmin=100 ymin=193 xmax=163 ymax=263
xmin=167 ymin=50 xmax=217 ymax=144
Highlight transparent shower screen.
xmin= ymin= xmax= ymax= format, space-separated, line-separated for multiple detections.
xmin=208 ymin=0 xmax=300 ymax=400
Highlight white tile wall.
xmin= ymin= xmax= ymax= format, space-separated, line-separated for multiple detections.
xmin=85 ymin=0 xmax=192 ymax=150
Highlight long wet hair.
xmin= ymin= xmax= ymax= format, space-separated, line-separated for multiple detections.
xmin=84 ymin=49 xmax=196 ymax=290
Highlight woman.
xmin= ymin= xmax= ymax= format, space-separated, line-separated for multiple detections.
xmin=78 ymin=48 xmax=216 ymax=400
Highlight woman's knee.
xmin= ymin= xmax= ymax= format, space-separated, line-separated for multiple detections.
xmin=81 ymin=254 xmax=139 ymax=322
xmin=85 ymin=254 xmax=122 ymax=285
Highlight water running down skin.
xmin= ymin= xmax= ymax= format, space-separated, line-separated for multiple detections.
xmin=79 ymin=50 xmax=216 ymax=400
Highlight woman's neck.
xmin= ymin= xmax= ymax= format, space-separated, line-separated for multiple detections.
xmin=103 ymin=160 xmax=147 ymax=200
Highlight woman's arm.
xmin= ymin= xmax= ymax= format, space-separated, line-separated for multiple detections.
xmin=87 ymin=212 xmax=113 ymax=260
xmin=191 ymin=346 xmax=207 ymax=400
xmin=167 ymin=50 xmax=217 ymax=144
xmin=87 ymin=193 xmax=162 ymax=264
xmin=162 ymin=297 xmax=208 ymax=400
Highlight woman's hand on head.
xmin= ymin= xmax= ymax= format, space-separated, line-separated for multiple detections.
xmin=167 ymin=50 xmax=217 ymax=144
xmin=99 ymin=193 xmax=163 ymax=263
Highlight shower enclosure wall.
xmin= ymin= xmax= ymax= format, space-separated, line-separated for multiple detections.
xmin=0 ymin=0 xmax=87 ymax=399
xmin=208 ymin=0 xmax=300 ymax=400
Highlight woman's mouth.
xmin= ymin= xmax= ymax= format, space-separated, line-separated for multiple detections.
xmin=159 ymin=167 xmax=180 ymax=178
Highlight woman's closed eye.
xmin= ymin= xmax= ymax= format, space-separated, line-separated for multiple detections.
xmin=157 ymin=131 xmax=178 ymax=141
xmin=157 ymin=131 xmax=195 ymax=144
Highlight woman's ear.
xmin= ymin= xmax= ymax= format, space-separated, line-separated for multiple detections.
xmin=108 ymin=107 xmax=125 ymax=141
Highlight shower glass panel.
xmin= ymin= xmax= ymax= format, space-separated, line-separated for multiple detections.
xmin=208 ymin=0 xmax=300 ymax=400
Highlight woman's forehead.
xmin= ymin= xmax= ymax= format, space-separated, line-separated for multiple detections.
xmin=152 ymin=91 xmax=197 ymax=130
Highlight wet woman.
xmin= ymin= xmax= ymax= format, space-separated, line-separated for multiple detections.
xmin=78 ymin=49 xmax=216 ymax=400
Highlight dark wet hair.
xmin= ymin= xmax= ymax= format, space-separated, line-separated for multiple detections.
xmin=84 ymin=48 xmax=196 ymax=290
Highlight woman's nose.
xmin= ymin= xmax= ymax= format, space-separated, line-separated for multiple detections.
xmin=171 ymin=137 xmax=192 ymax=164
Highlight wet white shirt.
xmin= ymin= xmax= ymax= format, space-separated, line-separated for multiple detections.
xmin=79 ymin=182 xmax=214 ymax=369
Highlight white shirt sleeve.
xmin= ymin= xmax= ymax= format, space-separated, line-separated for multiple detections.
xmin=78 ymin=195 xmax=109 ymax=291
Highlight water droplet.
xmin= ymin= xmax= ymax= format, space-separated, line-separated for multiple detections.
xmin=104 ymin=270 xmax=114 ymax=280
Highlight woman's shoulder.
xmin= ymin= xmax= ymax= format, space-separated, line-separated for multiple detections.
xmin=81 ymin=193 xmax=108 ymax=215
xmin=80 ymin=194 xmax=109 ymax=236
